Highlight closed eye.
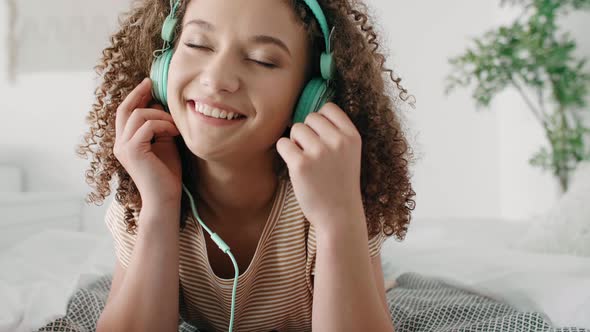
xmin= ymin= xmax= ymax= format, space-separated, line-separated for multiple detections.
xmin=184 ymin=43 xmax=277 ymax=69
xmin=250 ymin=60 xmax=277 ymax=69
xmin=185 ymin=43 xmax=211 ymax=51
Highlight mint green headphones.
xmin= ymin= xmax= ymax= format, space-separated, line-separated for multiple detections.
xmin=150 ymin=0 xmax=336 ymax=124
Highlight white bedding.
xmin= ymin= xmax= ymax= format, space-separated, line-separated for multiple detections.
xmin=0 ymin=217 xmax=589 ymax=332
xmin=0 ymin=230 xmax=115 ymax=332
xmin=381 ymin=217 xmax=590 ymax=329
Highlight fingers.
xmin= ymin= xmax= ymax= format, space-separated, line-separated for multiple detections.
xmin=318 ymin=102 xmax=357 ymax=135
xmin=113 ymin=77 xmax=179 ymax=160
xmin=120 ymin=108 xmax=175 ymax=143
xmin=150 ymin=103 xmax=165 ymax=112
xmin=289 ymin=122 xmax=321 ymax=154
xmin=303 ymin=112 xmax=340 ymax=145
xmin=129 ymin=119 xmax=180 ymax=148
xmin=276 ymin=137 xmax=303 ymax=167
xmin=115 ymin=78 xmax=152 ymax=139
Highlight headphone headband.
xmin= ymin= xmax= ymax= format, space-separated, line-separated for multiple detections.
xmin=302 ymin=0 xmax=335 ymax=80
xmin=301 ymin=0 xmax=333 ymax=53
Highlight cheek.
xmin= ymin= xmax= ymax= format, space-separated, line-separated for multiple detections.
xmin=166 ymin=53 xmax=198 ymax=111
xmin=165 ymin=57 xmax=179 ymax=101
xmin=256 ymin=92 xmax=298 ymax=139
xmin=168 ymin=46 xmax=201 ymax=79
xmin=257 ymin=74 xmax=302 ymax=109
xmin=166 ymin=53 xmax=187 ymax=91
xmin=257 ymin=90 xmax=294 ymax=124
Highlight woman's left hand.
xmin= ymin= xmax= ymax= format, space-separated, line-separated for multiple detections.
xmin=276 ymin=102 xmax=364 ymax=232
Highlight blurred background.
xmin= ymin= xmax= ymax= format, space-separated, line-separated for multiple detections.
xmin=1 ymin=1 xmax=590 ymax=331
xmin=1 ymin=0 xmax=588 ymax=238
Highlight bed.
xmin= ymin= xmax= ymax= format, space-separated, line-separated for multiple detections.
xmin=0 ymin=216 xmax=588 ymax=332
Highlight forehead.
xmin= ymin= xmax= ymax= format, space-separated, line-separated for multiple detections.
xmin=182 ymin=0 xmax=304 ymax=37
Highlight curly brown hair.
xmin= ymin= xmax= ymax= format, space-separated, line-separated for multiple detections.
xmin=76 ymin=0 xmax=416 ymax=241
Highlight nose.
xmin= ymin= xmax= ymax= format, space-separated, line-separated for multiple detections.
xmin=199 ymin=52 xmax=240 ymax=94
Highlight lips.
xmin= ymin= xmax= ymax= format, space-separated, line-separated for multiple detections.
xmin=189 ymin=98 xmax=247 ymax=118
xmin=189 ymin=101 xmax=246 ymax=121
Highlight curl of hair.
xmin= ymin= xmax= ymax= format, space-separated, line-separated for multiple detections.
xmin=76 ymin=0 xmax=416 ymax=241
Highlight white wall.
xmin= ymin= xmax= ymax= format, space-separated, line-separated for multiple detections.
xmin=369 ymin=0 xmax=503 ymax=220
xmin=0 ymin=72 xmax=110 ymax=234
xmin=0 ymin=4 xmax=111 ymax=234
xmin=1 ymin=1 xmax=589 ymax=235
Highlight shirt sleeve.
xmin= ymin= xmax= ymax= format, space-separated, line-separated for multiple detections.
xmin=104 ymin=197 xmax=138 ymax=269
xmin=367 ymin=229 xmax=385 ymax=259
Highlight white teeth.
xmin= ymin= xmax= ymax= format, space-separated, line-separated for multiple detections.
xmin=195 ymin=102 xmax=243 ymax=120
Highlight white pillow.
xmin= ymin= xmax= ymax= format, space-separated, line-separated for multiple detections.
xmin=514 ymin=160 xmax=590 ymax=257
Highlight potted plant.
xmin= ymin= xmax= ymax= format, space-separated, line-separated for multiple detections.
xmin=445 ymin=0 xmax=590 ymax=193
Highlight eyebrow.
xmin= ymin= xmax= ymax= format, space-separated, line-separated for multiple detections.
xmin=183 ymin=19 xmax=292 ymax=57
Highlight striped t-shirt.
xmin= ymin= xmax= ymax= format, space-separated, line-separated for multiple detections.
xmin=105 ymin=177 xmax=385 ymax=332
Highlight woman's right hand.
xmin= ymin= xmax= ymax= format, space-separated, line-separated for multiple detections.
xmin=114 ymin=77 xmax=182 ymax=205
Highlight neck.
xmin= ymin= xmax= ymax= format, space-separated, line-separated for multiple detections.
xmin=191 ymin=151 xmax=281 ymax=228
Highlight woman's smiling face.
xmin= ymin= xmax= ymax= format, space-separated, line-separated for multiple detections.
xmin=166 ymin=0 xmax=311 ymax=161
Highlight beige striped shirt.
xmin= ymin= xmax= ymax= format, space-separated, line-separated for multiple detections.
xmin=105 ymin=178 xmax=385 ymax=332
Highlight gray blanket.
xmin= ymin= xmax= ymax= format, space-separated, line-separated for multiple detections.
xmin=35 ymin=272 xmax=588 ymax=332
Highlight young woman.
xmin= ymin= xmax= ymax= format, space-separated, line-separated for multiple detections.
xmin=77 ymin=0 xmax=415 ymax=330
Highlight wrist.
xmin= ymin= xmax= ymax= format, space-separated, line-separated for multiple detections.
xmin=140 ymin=199 xmax=181 ymax=228
xmin=315 ymin=217 xmax=369 ymax=256
xmin=142 ymin=195 xmax=181 ymax=211
xmin=313 ymin=207 xmax=368 ymax=241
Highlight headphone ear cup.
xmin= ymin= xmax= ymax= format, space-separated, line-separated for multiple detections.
xmin=149 ymin=49 xmax=174 ymax=110
xmin=293 ymin=78 xmax=334 ymax=124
